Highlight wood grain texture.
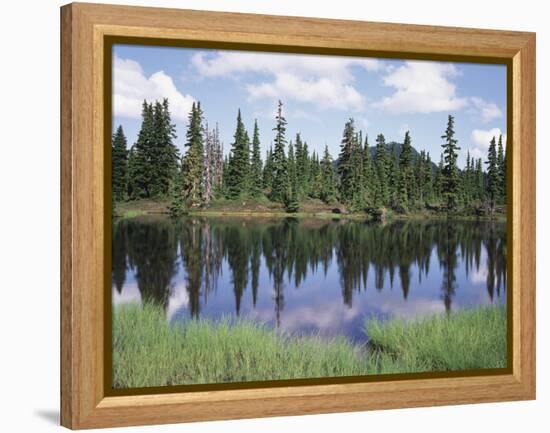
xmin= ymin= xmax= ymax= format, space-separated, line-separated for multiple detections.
xmin=60 ymin=2 xmax=536 ymax=429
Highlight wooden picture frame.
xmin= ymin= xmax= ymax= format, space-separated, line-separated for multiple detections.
xmin=60 ymin=2 xmax=536 ymax=429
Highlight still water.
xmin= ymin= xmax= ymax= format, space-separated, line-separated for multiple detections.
xmin=112 ymin=216 xmax=507 ymax=343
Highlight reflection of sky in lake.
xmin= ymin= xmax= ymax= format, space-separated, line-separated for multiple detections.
xmin=113 ymin=218 xmax=506 ymax=343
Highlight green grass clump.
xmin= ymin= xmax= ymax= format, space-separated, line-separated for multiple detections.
xmin=113 ymin=303 xmax=368 ymax=388
xmin=122 ymin=210 xmax=147 ymax=219
xmin=365 ymin=305 xmax=507 ymax=373
xmin=112 ymin=303 xmax=507 ymax=388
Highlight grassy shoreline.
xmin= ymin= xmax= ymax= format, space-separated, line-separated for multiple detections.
xmin=113 ymin=303 xmax=507 ymax=388
xmin=114 ymin=199 xmax=506 ymax=222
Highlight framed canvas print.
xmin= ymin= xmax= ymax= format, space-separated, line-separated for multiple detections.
xmin=60 ymin=2 xmax=536 ymax=429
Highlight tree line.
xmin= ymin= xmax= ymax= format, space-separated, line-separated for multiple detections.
xmin=112 ymin=98 xmax=507 ymax=215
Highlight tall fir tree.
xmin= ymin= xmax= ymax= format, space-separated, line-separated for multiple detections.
xmin=398 ymin=131 xmax=414 ymax=208
xmin=388 ymin=143 xmax=400 ymax=207
xmin=130 ymin=100 xmax=155 ymax=198
xmin=337 ymin=118 xmax=357 ymax=205
xmin=263 ymin=146 xmax=274 ymax=191
xmin=374 ymin=134 xmax=390 ymax=207
xmin=361 ymin=134 xmax=375 ymax=207
xmin=179 ymin=101 xmax=205 ymax=207
xmin=111 ymin=125 xmax=128 ymax=201
xmin=226 ymin=109 xmax=250 ymax=198
xmin=440 ymin=115 xmax=461 ymax=211
xmin=423 ymin=152 xmax=434 ymax=203
xmin=497 ymin=134 xmax=506 ymax=203
xmin=294 ymin=133 xmax=310 ymax=198
xmin=150 ymin=99 xmax=179 ymax=197
xmin=249 ymin=120 xmax=263 ymax=197
xmin=434 ymin=153 xmax=444 ymax=201
xmin=270 ymin=100 xmax=289 ymax=202
xmin=485 ymin=136 xmax=501 ymax=211
xmin=475 ymin=158 xmax=485 ymax=201
xmin=285 ymin=142 xmax=299 ymax=212
xmin=320 ymin=145 xmax=337 ymax=203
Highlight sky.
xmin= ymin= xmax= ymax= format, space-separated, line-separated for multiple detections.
xmin=112 ymin=44 xmax=507 ymax=168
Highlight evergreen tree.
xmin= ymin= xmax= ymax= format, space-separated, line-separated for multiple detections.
xmin=350 ymin=132 xmax=365 ymax=210
xmin=497 ymin=134 xmax=506 ymax=203
xmin=263 ymin=146 xmax=274 ymax=191
xmin=398 ymin=131 xmax=414 ymax=208
xmin=361 ymin=134 xmax=375 ymax=207
xmin=130 ymin=101 xmax=155 ymax=198
xmin=309 ymin=151 xmax=323 ymax=199
xmin=150 ymin=99 xmax=179 ymax=197
xmin=169 ymin=156 xmax=186 ymax=217
xmin=337 ymin=118 xmax=357 ymax=205
xmin=415 ymin=150 xmax=427 ymax=204
xmin=475 ymin=158 xmax=485 ymax=201
xmin=388 ymin=143 xmax=400 ymax=208
xmin=249 ymin=120 xmax=263 ymax=197
xmin=295 ymin=133 xmax=310 ymax=198
xmin=179 ymin=102 xmax=205 ymax=208
xmin=226 ymin=109 xmax=250 ymax=198
xmin=270 ymin=100 xmax=288 ymax=202
xmin=485 ymin=136 xmax=501 ymax=211
xmin=127 ymin=145 xmax=138 ymax=199
xmin=374 ymin=134 xmax=390 ymax=207
xmin=440 ymin=115 xmax=461 ymax=211
xmin=423 ymin=152 xmax=434 ymax=203
xmin=285 ymin=142 xmax=299 ymax=212
xmin=320 ymin=145 xmax=337 ymax=203
xmin=111 ymin=125 xmax=128 ymax=201
xmin=434 ymin=153 xmax=444 ymax=202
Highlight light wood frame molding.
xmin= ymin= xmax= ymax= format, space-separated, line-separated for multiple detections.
xmin=60 ymin=2 xmax=536 ymax=429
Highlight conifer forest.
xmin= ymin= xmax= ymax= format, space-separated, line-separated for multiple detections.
xmin=112 ymin=99 xmax=507 ymax=218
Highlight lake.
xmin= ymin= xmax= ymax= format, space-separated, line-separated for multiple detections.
xmin=112 ymin=216 xmax=507 ymax=343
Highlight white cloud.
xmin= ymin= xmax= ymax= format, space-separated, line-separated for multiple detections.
xmin=469 ymin=97 xmax=503 ymax=123
xmin=246 ymin=72 xmax=365 ymax=111
xmin=470 ymin=128 xmax=507 ymax=160
xmin=113 ymin=56 xmax=195 ymax=121
xmin=192 ymin=51 xmax=383 ymax=112
xmin=375 ymin=61 xmax=468 ymax=114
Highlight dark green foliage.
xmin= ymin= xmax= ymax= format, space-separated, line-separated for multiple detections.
xmin=120 ymin=95 xmax=502 ymax=217
xmin=497 ymin=135 xmax=506 ymax=203
xmin=169 ymin=156 xmax=186 ymax=217
xmin=398 ymin=131 xmax=414 ymax=208
xmin=373 ymin=134 xmax=391 ymax=207
xmin=320 ymin=145 xmax=337 ymax=204
xmin=440 ymin=115 xmax=461 ymax=211
xmin=485 ymin=136 xmax=501 ymax=210
xmin=270 ymin=100 xmax=289 ymax=203
xmin=180 ymin=102 xmax=205 ymax=207
xmin=263 ymin=146 xmax=274 ymax=191
xmin=337 ymin=119 xmax=356 ymax=204
xmin=150 ymin=99 xmax=179 ymax=197
xmin=112 ymin=125 xmax=128 ymax=201
xmin=415 ymin=150 xmax=434 ymax=205
xmin=475 ymin=158 xmax=485 ymax=202
xmin=128 ymin=99 xmax=179 ymax=200
xmin=129 ymin=101 xmax=155 ymax=198
xmin=249 ymin=120 xmax=264 ymax=197
xmin=225 ymin=110 xmax=250 ymax=199
xmin=285 ymin=142 xmax=300 ymax=212
xmin=361 ymin=135 xmax=375 ymax=207
xmin=295 ymin=134 xmax=310 ymax=198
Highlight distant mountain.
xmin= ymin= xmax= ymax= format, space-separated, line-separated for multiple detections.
xmin=368 ymin=141 xmax=435 ymax=167
xmin=334 ymin=142 xmax=437 ymax=170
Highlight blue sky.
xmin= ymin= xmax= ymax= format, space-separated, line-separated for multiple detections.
xmin=112 ymin=44 xmax=507 ymax=168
